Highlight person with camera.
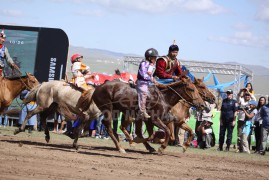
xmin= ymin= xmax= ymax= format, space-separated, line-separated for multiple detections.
xmin=218 ymin=90 xmax=238 ymax=151
xmin=259 ymin=97 xmax=269 ymax=155
xmin=239 ymin=100 xmax=257 ymax=154
xmin=197 ymin=118 xmax=215 ymax=149
xmin=237 ymin=83 xmax=256 ymax=101
xmin=236 ymin=91 xmax=254 ymax=152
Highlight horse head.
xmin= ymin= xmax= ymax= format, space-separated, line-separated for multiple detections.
xmin=165 ymin=77 xmax=206 ymax=110
xmin=193 ymin=77 xmax=216 ymax=104
xmin=24 ymin=73 xmax=40 ymax=90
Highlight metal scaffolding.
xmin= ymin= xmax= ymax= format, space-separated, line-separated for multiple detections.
xmin=123 ymin=56 xmax=254 ymax=95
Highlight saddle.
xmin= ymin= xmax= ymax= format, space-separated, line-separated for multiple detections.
xmin=63 ymin=81 xmax=94 ymax=112
xmin=77 ymin=90 xmax=93 ymax=112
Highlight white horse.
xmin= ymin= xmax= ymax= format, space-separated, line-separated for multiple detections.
xmin=14 ymin=80 xmax=101 ymax=148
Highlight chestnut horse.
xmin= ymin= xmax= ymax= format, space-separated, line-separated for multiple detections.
xmin=92 ymin=78 xmax=205 ymax=153
xmin=169 ymin=77 xmax=215 ymax=150
xmin=0 ymin=73 xmax=39 ymax=113
xmin=120 ymin=77 xmax=216 ymax=152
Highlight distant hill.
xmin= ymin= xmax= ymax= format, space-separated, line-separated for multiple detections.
xmin=225 ymin=61 xmax=269 ymax=77
xmin=68 ymin=46 xmax=269 ymax=96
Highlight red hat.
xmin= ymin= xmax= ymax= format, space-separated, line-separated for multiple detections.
xmin=71 ymin=54 xmax=83 ymax=63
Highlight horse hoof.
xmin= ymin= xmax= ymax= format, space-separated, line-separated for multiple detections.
xmin=73 ymin=143 xmax=78 ymax=149
xmin=119 ymin=149 xmax=126 ymax=154
xmin=158 ymin=147 xmax=164 ymax=154
xmin=45 ymin=138 xmax=50 ymax=143
xmin=129 ymin=142 xmax=136 ymax=147
xmin=133 ymin=137 xmax=146 ymax=143
xmin=148 ymin=148 xmax=156 ymax=153
xmin=182 ymin=146 xmax=187 ymax=153
xmin=14 ymin=129 xmax=20 ymax=135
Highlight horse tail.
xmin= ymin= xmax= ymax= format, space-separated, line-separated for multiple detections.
xmin=23 ymin=84 xmax=42 ymax=104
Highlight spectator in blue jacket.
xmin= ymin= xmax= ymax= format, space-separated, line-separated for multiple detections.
xmin=259 ymin=97 xmax=269 ymax=155
xmin=18 ymin=90 xmax=37 ymax=133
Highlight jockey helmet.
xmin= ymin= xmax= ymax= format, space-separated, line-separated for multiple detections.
xmin=0 ymin=29 xmax=6 ymax=38
xmin=145 ymin=48 xmax=159 ymax=58
xmin=71 ymin=54 xmax=83 ymax=63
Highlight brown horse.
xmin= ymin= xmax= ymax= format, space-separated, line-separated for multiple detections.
xmin=170 ymin=78 xmax=216 ymax=149
xmin=92 ymin=78 xmax=205 ymax=153
xmin=0 ymin=73 xmax=39 ymax=113
xmin=120 ymin=77 xmax=216 ymax=152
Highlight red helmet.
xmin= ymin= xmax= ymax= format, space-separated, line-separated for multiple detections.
xmin=71 ymin=54 xmax=83 ymax=63
xmin=0 ymin=29 xmax=6 ymax=38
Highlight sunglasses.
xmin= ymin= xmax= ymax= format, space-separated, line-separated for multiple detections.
xmin=244 ymin=94 xmax=250 ymax=96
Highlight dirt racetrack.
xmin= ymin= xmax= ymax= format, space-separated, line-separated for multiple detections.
xmin=0 ymin=127 xmax=268 ymax=180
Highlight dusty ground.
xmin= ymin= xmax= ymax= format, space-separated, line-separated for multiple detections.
xmin=0 ymin=127 xmax=268 ymax=180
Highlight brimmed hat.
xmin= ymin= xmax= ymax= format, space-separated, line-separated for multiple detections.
xmin=249 ymin=100 xmax=257 ymax=106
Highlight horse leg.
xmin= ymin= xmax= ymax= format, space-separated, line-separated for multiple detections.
xmin=41 ymin=104 xmax=58 ymax=143
xmin=103 ymin=111 xmax=126 ymax=153
xmin=132 ymin=120 xmax=156 ymax=153
xmin=14 ymin=105 xmax=43 ymax=135
xmin=151 ymin=118 xmax=171 ymax=154
xmin=119 ymin=116 xmax=135 ymax=147
xmin=72 ymin=120 xmax=87 ymax=150
xmin=142 ymin=120 xmax=157 ymax=153
xmin=39 ymin=111 xmax=50 ymax=143
xmin=167 ymin=121 xmax=175 ymax=143
xmin=180 ymin=122 xmax=194 ymax=152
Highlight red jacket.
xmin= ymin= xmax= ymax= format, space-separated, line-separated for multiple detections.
xmin=154 ymin=57 xmax=183 ymax=79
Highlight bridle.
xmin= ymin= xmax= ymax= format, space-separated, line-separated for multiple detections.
xmin=195 ymin=82 xmax=215 ymax=103
xmin=19 ymin=74 xmax=37 ymax=90
xmin=167 ymin=84 xmax=197 ymax=107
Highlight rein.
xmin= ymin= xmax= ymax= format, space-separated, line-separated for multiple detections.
xmin=18 ymin=75 xmax=33 ymax=90
xmin=167 ymin=85 xmax=196 ymax=107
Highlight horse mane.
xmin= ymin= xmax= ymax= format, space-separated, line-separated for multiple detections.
xmin=4 ymin=75 xmax=28 ymax=80
xmin=23 ymin=84 xmax=42 ymax=103
xmin=155 ymin=79 xmax=188 ymax=89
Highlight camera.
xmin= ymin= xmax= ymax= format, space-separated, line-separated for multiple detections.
xmin=238 ymin=105 xmax=250 ymax=111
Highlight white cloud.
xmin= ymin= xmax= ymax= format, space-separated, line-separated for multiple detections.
xmin=0 ymin=10 xmax=24 ymax=17
xmin=252 ymin=0 xmax=269 ymax=22
xmin=74 ymin=9 xmax=105 ymax=17
xmin=182 ymin=0 xmax=225 ymax=14
xmin=209 ymin=31 xmax=269 ymax=49
xmin=70 ymin=0 xmax=225 ymax=15
xmin=233 ymin=23 xmax=250 ymax=31
xmin=256 ymin=6 xmax=269 ymax=22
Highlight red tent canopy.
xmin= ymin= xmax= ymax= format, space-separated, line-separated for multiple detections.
xmin=86 ymin=72 xmax=137 ymax=85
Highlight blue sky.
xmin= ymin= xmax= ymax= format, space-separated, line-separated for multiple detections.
xmin=1 ymin=0 xmax=269 ymax=68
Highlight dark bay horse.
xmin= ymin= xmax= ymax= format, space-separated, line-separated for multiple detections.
xmin=92 ymin=78 xmax=205 ymax=153
xmin=0 ymin=73 xmax=39 ymax=113
xmin=120 ymin=77 xmax=216 ymax=152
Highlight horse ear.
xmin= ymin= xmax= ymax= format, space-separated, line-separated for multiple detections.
xmin=202 ymin=77 xmax=204 ymax=82
xmin=179 ymin=70 xmax=189 ymax=79
xmin=194 ymin=77 xmax=197 ymax=82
